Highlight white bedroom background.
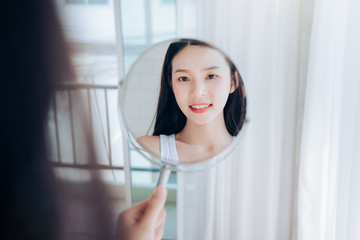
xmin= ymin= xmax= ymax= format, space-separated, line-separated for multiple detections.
xmin=51 ymin=0 xmax=360 ymax=239
xmin=176 ymin=0 xmax=360 ymax=239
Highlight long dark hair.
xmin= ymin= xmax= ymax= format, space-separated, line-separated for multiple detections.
xmin=153 ymin=38 xmax=246 ymax=136
xmin=2 ymin=1 xmax=111 ymax=239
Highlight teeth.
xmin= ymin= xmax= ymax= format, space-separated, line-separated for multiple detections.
xmin=191 ymin=105 xmax=210 ymax=109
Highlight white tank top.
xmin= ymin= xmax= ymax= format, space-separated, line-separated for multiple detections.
xmin=159 ymin=134 xmax=236 ymax=165
xmin=160 ymin=134 xmax=179 ymax=164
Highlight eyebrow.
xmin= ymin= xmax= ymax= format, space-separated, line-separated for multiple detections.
xmin=174 ymin=66 xmax=220 ymax=73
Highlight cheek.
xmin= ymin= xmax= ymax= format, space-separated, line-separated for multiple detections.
xmin=172 ymin=86 xmax=180 ymax=100
xmin=209 ymin=83 xmax=230 ymax=111
xmin=172 ymin=85 xmax=187 ymax=107
xmin=213 ymin=80 xmax=231 ymax=99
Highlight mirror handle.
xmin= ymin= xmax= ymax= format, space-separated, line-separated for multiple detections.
xmin=118 ymin=78 xmax=124 ymax=86
xmin=156 ymin=165 xmax=171 ymax=187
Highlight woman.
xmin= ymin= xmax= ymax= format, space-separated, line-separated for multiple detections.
xmin=1 ymin=1 xmax=166 ymax=239
xmin=138 ymin=39 xmax=246 ymax=164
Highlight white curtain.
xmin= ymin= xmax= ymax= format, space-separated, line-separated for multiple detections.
xmin=297 ymin=0 xmax=360 ymax=239
xmin=177 ymin=0 xmax=305 ymax=239
xmin=176 ymin=0 xmax=360 ymax=239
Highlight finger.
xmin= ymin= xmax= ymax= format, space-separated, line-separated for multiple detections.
xmin=140 ymin=186 xmax=167 ymax=227
xmin=155 ymin=209 xmax=166 ymax=228
xmin=127 ymin=199 xmax=149 ymax=213
xmin=117 ymin=199 xmax=150 ymax=226
xmin=154 ymin=217 xmax=165 ymax=240
xmin=154 ymin=209 xmax=166 ymax=240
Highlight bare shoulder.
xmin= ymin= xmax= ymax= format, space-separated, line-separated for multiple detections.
xmin=137 ymin=135 xmax=160 ymax=157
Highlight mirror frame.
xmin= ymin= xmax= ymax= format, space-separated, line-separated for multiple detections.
xmin=118 ymin=38 xmax=248 ymax=172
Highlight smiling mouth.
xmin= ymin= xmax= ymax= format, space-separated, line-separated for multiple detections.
xmin=189 ymin=103 xmax=212 ymax=113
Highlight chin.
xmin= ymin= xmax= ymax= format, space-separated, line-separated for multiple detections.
xmin=187 ymin=117 xmax=217 ymax=126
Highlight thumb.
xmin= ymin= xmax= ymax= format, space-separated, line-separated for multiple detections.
xmin=140 ymin=186 xmax=167 ymax=227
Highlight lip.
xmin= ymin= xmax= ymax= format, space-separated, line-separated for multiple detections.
xmin=189 ymin=103 xmax=212 ymax=113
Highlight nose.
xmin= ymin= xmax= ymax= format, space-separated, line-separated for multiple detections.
xmin=190 ymin=79 xmax=207 ymax=97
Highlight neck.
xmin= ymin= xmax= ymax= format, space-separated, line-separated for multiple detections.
xmin=176 ymin=114 xmax=232 ymax=146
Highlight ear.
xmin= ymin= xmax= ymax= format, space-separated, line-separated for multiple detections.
xmin=229 ymin=70 xmax=240 ymax=93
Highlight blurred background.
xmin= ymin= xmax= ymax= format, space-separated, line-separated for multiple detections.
xmin=50 ymin=0 xmax=360 ymax=239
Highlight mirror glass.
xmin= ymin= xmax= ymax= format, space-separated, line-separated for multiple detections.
xmin=118 ymin=38 xmax=247 ymax=172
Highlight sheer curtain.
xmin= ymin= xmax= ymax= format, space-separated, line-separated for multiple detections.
xmin=297 ymin=0 xmax=360 ymax=239
xmin=177 ymin=0 xmax=305 ymax=239
xmin=176 ymin=0 xmax=360 ymax=239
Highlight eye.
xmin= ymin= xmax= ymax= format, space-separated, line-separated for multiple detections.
xmin=206 ymin=74 xmax=218 ymax=79
xmin=178 ymin=76 xmax=190 ymax=82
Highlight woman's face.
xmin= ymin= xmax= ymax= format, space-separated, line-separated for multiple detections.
xmin=171 ymin=45 xmax=234 ymax=126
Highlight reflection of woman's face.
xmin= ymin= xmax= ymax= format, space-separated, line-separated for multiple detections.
xmin=171 ymin=45 xmax=233 ymax=126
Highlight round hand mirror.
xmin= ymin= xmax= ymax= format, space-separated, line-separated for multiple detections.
xmin=118 ymin=38 xmax=247 ymax=183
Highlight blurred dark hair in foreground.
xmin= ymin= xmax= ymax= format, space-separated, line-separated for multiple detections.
xmin=1 ymin=1 xmax=113 ymax=239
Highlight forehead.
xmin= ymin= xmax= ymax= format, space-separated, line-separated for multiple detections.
xmin=172 ymin=45 xmax=229 ymax=72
